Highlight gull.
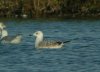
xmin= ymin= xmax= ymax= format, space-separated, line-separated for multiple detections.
xmin=33 ymin=31 xmax=70 ymax=49
xmin=0 ymin=29 xmax=22 ymax=44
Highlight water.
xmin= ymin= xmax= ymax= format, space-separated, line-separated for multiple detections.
xmin=0 ymin=19 xmax=100 ymax=72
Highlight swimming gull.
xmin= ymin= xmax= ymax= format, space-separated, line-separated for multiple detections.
xmin=33 ymin=31 xmax=70 ymax=48
xmin=0 ymin=29 xmax=22 ymax=44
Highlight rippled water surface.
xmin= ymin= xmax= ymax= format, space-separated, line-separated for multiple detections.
xmin=0 ymin=19 xmax=100 ymax=72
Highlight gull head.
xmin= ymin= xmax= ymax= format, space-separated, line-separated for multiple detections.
xmin=0 ymin=22 xmax=6 ymax=29
xmin=33 ymin=31 xmax=43 ymax=38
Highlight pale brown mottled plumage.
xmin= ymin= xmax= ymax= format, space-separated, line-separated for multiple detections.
xmin=33 ymin=31 xmax=70 ymax=49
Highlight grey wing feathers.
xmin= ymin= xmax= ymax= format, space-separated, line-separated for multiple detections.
xmin=1 ymin=36 xmax=17 ymax=41
xmin=39 ymin=40 xmax=63 ymax=47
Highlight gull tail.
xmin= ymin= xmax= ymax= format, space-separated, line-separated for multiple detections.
xmin=63 ymin=40 xmax=71 ymax=43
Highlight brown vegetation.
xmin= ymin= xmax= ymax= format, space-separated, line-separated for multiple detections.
xmin=0 ymin=0 xmax=100 ymax=18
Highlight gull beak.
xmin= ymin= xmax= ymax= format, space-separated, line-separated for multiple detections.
xmin=29 ymin=33 xmax=36 ymax=36
xmin=33 ymin=33 xmax=35 ymax=36
xmin=29 ymin=34 xmax=32 ymax=36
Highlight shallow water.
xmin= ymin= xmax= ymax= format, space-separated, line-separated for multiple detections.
xmin=0 ymin=19 xmax=100 ymax=72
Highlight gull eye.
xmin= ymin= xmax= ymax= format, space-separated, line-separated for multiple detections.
xmin=36 ymin=32 xmax=38 ymax=35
